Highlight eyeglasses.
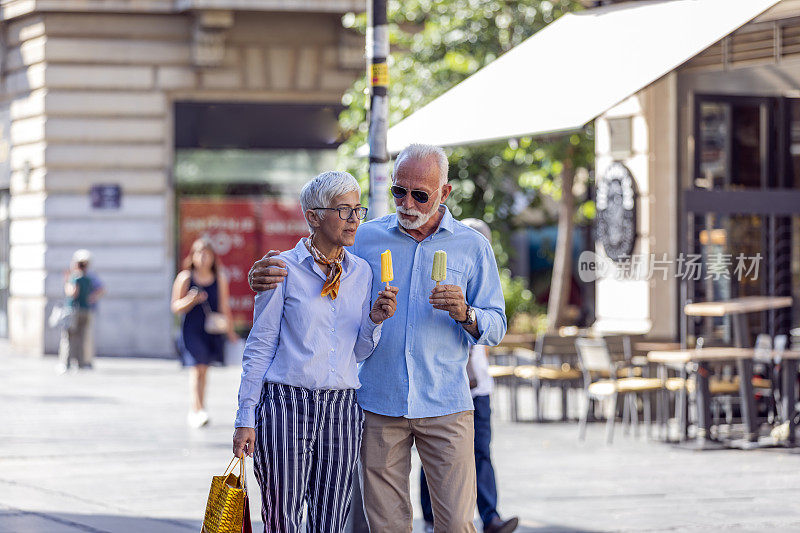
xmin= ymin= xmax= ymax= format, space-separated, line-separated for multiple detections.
xmin=312 ymin=206 xmax=369 ymax=220
xmin=390 ymin=185 xmax=440 ymax=204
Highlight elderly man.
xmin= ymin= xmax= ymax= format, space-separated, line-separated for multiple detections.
xmin=248 ymin=144 xmax=507 ymax=533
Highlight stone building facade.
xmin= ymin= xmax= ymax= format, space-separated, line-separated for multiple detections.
xmin=3 ymin=0 xmax=363 ymax=356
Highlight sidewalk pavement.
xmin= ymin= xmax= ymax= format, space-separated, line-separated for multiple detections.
xmin=3 ymin=345 xmax=800 ymax=532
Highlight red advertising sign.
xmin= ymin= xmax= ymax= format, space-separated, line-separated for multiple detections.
xmin=179 ymin=197 xmax=307 ymax=329
xmin=180 ymin=198 xmax=261 ymax=329
xmin=259 ymin=198 xmax=308 ymax=252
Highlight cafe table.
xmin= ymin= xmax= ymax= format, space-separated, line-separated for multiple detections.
xmin=684 ymin=296 xmax=793 ymax=347
xmin=648 ymin=347 xmax=800 ymax=448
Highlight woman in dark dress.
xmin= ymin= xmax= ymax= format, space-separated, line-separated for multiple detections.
xmin=171 ymin=238 xmax=238 ymax=427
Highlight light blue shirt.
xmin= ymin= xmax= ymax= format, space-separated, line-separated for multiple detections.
xmin=352 ymin=206 xmax=507 ymax=418
xmin=235 ymin=239 xmax=382 ymax=428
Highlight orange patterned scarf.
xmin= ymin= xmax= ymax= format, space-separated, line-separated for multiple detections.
xmin=306 ymin=237 xmax=344 ymax=300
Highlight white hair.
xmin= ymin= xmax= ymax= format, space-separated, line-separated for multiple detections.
xmin=394 ymin=143 xmax=449 ymax=185
xmin=461 ymin=218 xmax=492 ymax=242
xmin=299 ymin=171 xmax=361 ymax=233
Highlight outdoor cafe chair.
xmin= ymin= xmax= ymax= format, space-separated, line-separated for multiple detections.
xmin=488 ymin=343 xmax=536 ymax=421
xmin=701 ymin=334 xmax=774 ymax=430
xmin=601 ymin=334 xmax=650 ymax=436
xmin=575 ymin=337 xmax=663 ymax=444
xmin=771 ymin=334 xmax=788 ymax=422
xmin=657 ymin=336 xmax=736 ymax=438
xmin=513 ymin=333 xmax=583 ymax=422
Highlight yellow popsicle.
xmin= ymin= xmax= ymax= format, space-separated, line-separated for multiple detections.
xmin=381 ymin=250 xmax=393 ymax=285
xmin=432 ymin=250 xmax=447 ymax=285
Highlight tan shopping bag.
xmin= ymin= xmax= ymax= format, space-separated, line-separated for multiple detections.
xmin=201 ymin=456 xmax=252 ymax=533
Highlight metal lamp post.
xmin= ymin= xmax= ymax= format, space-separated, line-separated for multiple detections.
xmin=366 ymin=0 xmax=389 ymax=220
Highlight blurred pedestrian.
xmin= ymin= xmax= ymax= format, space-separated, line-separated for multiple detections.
xmin=171 ymin=238 xmax=238 ymax=428
xmin=56 ymin=250 xmax=95 ymax=373
xmin=232 ymin=171 xmax=398 ymax=531
xmin=418 ymin=213 xmax=518 ymax=533
xmin=80 ymin=250 xmax=106 ymax=367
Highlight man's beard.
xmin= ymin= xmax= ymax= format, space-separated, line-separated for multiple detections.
xmin=396 ymin=204 xmax=437 ymax=230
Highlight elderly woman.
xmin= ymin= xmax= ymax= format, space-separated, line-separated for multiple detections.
xmin=233 ymin=171 xmax=398 ymax=532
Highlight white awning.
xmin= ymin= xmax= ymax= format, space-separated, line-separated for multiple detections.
xmin=386 ymin=0 xmax=782 ymax=153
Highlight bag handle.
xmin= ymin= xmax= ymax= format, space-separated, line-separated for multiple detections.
xmin=223 ymin=456 xmax=242 ymax=475
xmin=223 ymin=456 xmax=247 ymax=489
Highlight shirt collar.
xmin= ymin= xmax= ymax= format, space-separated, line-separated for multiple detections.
xmin=388 ymin=205 xmax=455 ymax=238
xmin=294 ymin=237 xmax=353 ymax=273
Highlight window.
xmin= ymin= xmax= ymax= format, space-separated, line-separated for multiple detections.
xmin=608 ymin=117 xmax=632 ymax=156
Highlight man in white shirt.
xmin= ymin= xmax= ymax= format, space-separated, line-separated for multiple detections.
xmin=419 ymin=218 xmax=518 ymax=533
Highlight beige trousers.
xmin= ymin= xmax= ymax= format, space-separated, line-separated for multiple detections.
xmin=361 ymin=410 xmax=477 ymax=533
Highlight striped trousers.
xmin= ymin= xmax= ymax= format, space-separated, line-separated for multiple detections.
xmin=253 ymin=382 xmax=364 ymax=533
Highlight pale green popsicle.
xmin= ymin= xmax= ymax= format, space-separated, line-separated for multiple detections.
xmin=431 ymin=250 xmax=447 ymax=285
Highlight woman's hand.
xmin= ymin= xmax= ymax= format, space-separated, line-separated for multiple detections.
xmin=369 ymin=286 xmax=399 ymax=324
xmin=227 ymin=331 xmax=239 ymax=344
xmin=188 ymin=288 xmax=208 ymax=305
xmin=233 ymin=427 xmax=255 ymax=458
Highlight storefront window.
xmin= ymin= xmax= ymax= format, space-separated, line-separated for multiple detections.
xmin=692 ymin=213 xmax=765 ymax=341
xmin=697 ymin=101 xmax=765 ymax=190
xmin=688 ymin=96 xmax=796 ymax=342
xmin=175 ymin=149 xmax=337 ymax=197
xmin=789 ymin=101 xmax=800 ymax=188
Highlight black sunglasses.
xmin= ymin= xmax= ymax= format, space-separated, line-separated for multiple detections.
xmin=390 ymin=185 xmax=440 ymax=204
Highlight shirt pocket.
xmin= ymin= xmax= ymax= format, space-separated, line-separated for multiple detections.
xmin=444 ymin=265 xmax=467 ymax=290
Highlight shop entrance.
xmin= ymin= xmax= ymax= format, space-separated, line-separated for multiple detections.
xmin=173 ymin=102 xmax=342 ymax=332
xmin=684 ymin=95 xmax=800 ymax=343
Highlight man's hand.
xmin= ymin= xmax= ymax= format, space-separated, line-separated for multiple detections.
xmin=369 ymin=286 xmax=399 ymax=324
xmin=233 ymin=427 xmax=255 ymax=458
xmin=429 ymin=285 xmax=468 ymax=322
xmin=248 ymin=250 xmax=287 ymax=292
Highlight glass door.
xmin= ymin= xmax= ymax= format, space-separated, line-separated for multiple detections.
xmin=687 ymin=96 xmax=785 ymax=343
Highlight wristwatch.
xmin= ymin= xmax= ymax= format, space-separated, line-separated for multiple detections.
xmin=456 ymin=306 xmax=476 ymax=326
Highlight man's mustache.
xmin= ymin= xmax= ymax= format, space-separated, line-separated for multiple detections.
xmin=397 ymin=206 xmax=424 ymax=217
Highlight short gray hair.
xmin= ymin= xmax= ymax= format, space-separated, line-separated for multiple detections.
xmin=462 ymin=218 xmax=492 ymax=242
xmin=395 ymin=143 xmax=449 ymax=185
xmin=299 ymin=171 xmax=361 ymax=233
